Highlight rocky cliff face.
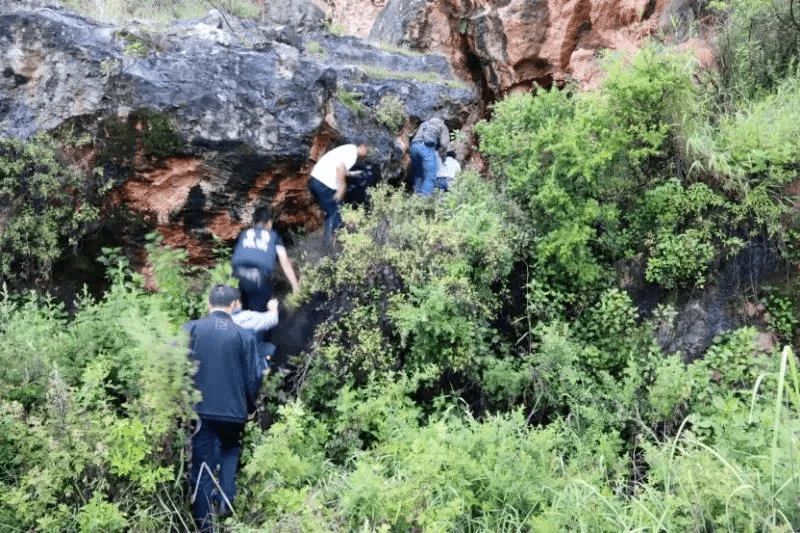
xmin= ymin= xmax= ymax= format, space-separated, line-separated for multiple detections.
xmin=0 ymin=4 xmax=476 ymax=268
xmin=319 ymin=0 xmax=712 ymax=97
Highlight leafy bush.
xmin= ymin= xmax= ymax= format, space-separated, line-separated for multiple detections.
xmin=295 ymin=172 xmax=516 ymax=395
xmin=475 ymin=44 xmax=699 ymax=296
xmin=0 ymin=136 xmax=103 ymax=286
xmin=714 ymin=0 xmax=800 ymax=102
xmin=374 ymin=94 xmax=406 ymax=131
xmin=0 ymin=248 xmax=198 ymax=531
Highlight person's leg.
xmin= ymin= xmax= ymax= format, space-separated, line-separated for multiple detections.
xmin=247 ymin=280 xmax=270 ymax=313
xmin=234 ymin=268 xmax=267 ymax=312
xmin=213 ymin=420 xmax=245 ymax=516
xmin=309 ymin=178 xmax=341 ymax=240
xmin=416 ymin=145 xmax=439 ymax=196
xmin=409 ymin=142 xmax=425 ymax=192
xmin=191 ymin=418 xmax=220 ymax=532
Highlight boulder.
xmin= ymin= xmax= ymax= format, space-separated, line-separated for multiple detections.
xmin=0 ymin=5 xmax=477 ymax=267
xmin=263 ymin=0 xmax=326 ymax=33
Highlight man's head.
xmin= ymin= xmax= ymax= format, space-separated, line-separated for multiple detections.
xmin=252 ymin=206 xmax=275 ymax=228
xmin=356 ymin=144 xmax=370 ymax=159
xmin=208 ymin=284 xmax=241 ymax=313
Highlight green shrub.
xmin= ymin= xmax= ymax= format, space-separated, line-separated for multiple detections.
xmin=0 ymin=136 xmax=102 ymax=285
xmin=761 ymin=287 xmax=798 ymax=344
xmin=337 ymin=89 xmax=366 ymax=115
xmin=373 ymin=94 xmax=406 ymax=131
xmin=645 ymin=228 xmax=716 ymax=289
xmin=0 ymin=246 xmax=198 ymax=531
xmin=78 ymin=494 xmax=130 ymax=532
xmin=305 ymin=40 xmax=324 ymax=57
xmin=475 ymin=44 xmax=698 ymax=296
xmin=714 ymin=0 xmax=800 ymax=102
xmin=577 ymin=288 xmax=640 ymax=373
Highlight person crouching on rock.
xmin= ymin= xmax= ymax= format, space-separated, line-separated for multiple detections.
xmin=308 ymin=143 xmax=370 ymax=242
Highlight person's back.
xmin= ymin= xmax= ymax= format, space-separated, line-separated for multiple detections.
xmin=436 ymin=153 xmax=462 ymax=191
xmin=310 ymin=144 xmax=359 ymax=190
xmin=231 ymin=206 xmax=298 ymax=311
xmin=185 ymin=310 xmax=259 ymax=422
xmin=308 ymin=143 xmax=370 ymax=242
xmin=411 ymin=117 xmax=449 ymax=149
xmin=409 ymin=117 xmax=450 ymax=196
xmin=231 ymin=226 xmax=279 ymax=279
xmin=184 ymin=285 xmax=261 ymax=531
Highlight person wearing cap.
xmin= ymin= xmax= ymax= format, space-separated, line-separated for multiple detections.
xmin=409 ymin=117 xmax=450 ymax=196
xmin=308 ymin=143 xmax=370 ymax=241
xmin=184 ymin=284 xmax=262 ymax=532
xmin=231 ymin=206 xmax=299 ymax=314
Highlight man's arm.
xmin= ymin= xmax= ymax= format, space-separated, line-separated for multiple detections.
xmin=277 ymin=247 xmax=299 ymax=291
xmin=232 ymin=301 xmax=279 ymax=332
xmin=335 ymin=162 xmax=347 ymax=202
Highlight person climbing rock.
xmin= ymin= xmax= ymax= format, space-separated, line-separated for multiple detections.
xmin=184 ymin=285 xmax=263 ymax=532
xmin=308 ymin=143 xmax=370 ymax=241
xmin=409 ymin=117 xmax=450 ymax=196
xmin=231 ymin=206 xmax=299 ymax=313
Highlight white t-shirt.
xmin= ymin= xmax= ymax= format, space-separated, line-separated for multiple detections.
xmin=438 ymin=156 xmax=462 ymax=187
xmin=310 ymin=144 xmax=358 ymax=190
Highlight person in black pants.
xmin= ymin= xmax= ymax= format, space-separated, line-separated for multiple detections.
xmin=231 ymin=207 xmax=299 ymax=313
xmin=184 ymin=285 xmax=264 ymax=532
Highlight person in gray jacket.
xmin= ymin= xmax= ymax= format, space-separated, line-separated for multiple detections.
xmin=232 ymin=296 xmax=279 ymax=377
xmin=409 ymin=117 xmax=450 ymax=196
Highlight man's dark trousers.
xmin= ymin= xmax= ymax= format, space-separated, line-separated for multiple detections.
xmin=233 ymin=266 xmax=271 ymax=312
xmin=192 ymin=417 xmax=245 ymax=531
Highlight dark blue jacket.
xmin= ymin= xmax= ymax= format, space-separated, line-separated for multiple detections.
xmin=231 ymin=227 xmax=281 ymax=278
xmin=184 ymin=310 xmax=261 ymax=423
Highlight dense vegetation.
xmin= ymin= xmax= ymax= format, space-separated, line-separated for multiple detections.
xmin=2 ymin=0 xmax=800 ymax=531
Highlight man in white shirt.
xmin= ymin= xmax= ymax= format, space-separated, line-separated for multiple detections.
xmin=308 ymin=143 xmax=369 ymax=241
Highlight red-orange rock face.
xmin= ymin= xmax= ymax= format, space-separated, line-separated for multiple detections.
xmin=317 ymin=0 xmax=694 ymax=95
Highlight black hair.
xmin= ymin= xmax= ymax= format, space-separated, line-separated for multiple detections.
xmin=253 ymin=206 xmax=275 ymax=225
xmin=208 ymin=284 xmax=240 ymax=307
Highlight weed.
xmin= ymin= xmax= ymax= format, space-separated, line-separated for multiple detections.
xmin=306 ymin=40 xmax=325 ymax=58
xmin=337 ymin=89 xmax=366 ymax=115
xmin=363 ymin=66 xmax=442 ymax=84
xmin=373 ymin=94 xmax=406 ymax=130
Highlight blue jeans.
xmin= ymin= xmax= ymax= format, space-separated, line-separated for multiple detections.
xmin=191 ymin=418 xmax=245 ymax=531
xmin=308 ymin=177 xmax=341 ymax=240
xmin=409 ymin=141 xmax=439 ymax=196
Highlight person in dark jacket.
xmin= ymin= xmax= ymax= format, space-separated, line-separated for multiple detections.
xmin=409 ymin=117 xmax=450 ymax=196
xmin=184 ymin=285 xmax=263 ymax=532
xmin=231 ymin=206 xmax=299 ymax=313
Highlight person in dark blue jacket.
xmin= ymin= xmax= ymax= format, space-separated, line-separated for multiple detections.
xmin=184 ymin=284 xmax=262 ymax=532
xmin=231 ymin=206 xmax=299 ymax=312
